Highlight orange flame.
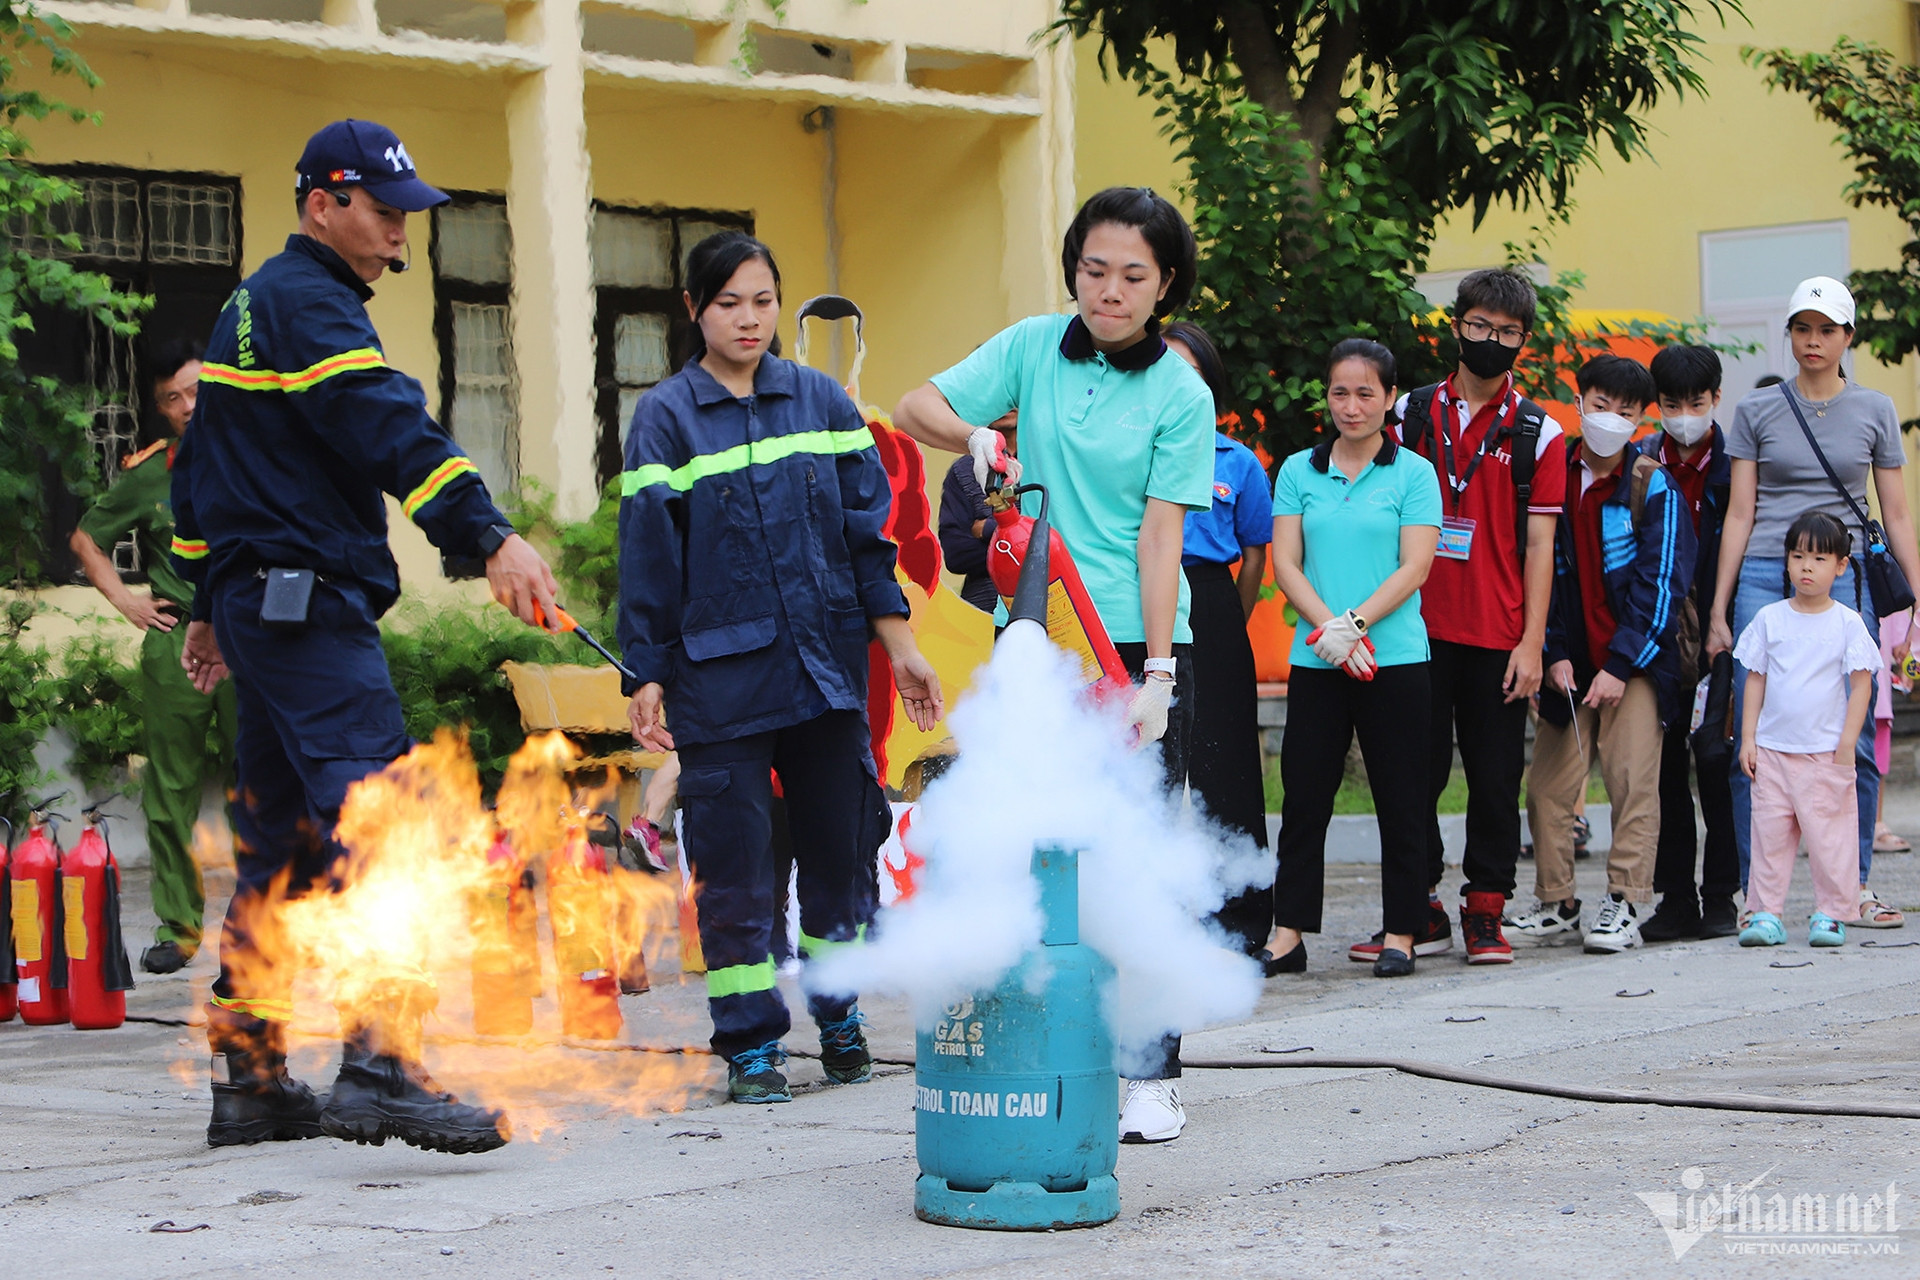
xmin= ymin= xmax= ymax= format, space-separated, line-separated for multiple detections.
xmin=201 ymin=729 xmax=716 ymax=1138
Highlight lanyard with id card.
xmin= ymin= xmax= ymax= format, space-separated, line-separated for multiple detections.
xmin=1428 ymin=385 xmax=1515 ymax=565
xmin=1437 ymin=516 xmax=1476 ymax=561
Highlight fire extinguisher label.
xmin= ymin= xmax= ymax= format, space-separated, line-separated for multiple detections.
xmin=18 ymin=976 xmax=39 ymax=1003
xmin=63 ymin=876 xmax=88 ymax=962
xmin=11 ymin=881 xmax=40 ymax=963
xmin=1045 ymin=581 xmax=1105 ymax=686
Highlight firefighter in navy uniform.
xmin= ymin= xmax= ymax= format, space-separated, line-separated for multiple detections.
xmin=171 ymin=120 xmax=559 ymax=1152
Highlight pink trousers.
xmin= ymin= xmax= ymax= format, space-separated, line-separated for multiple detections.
xmin=1748 ymin=747 xmax=1860 ymax=921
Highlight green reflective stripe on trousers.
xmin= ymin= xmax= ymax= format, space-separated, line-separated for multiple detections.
xmin=706 ymin=956 xmax=778 ymax=999
xmin=798 ymin=924 xmax=867 ymax=959
xmin=621 ymin=427 xmax=875 ymax=496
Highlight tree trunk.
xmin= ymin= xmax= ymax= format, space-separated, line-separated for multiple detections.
xmin=1219 ymin=2 xmax=1358 ymax=209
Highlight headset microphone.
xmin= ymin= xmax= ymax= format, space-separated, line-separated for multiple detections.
xmin=388 ymin=243 xmax=411 ymax=274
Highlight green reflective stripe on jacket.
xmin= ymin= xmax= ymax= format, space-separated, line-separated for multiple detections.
xmin=798 ymin=924 xmax=867 ymax=959
xmin=706 ymin=956 xmax=778 ymax=999
xmin=621 ymin=427 xmax=875 ymax=496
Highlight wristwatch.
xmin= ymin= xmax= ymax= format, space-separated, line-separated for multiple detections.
xmin=1346 ymin=609 xmax=1369 ymax=634
xmin=476 ymin=522 xmax=517 ymax=559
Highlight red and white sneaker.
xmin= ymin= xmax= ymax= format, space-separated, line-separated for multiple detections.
xmin=1460 ymin=891 xmax=1513 ymax=964
xmin=1348 ymin=901 xmax=1455 ymax=962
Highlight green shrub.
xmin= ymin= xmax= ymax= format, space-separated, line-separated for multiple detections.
xmin=46 ymin=631 xmax=142 ymax=794
xmin=0 ymin=600 xmax=51 ymax=824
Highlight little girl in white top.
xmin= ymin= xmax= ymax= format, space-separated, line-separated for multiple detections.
xmin=1734 ymin=511 xmax=1881 ymax=947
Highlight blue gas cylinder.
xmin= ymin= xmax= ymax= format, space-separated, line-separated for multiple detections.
xmin=914 ymin=844 xmax=1119 ymax=1229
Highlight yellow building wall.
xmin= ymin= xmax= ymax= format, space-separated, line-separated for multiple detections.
xmin=1072 ymin=38 xmax=1185 ymax=207
xmin=1429 ymin=0 xmax=1917 ymax=421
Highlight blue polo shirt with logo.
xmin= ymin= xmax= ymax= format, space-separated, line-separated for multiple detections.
xmin=1184 ymin=432 xmax=1273 ymax=565
xmin=931 ymin=313 xmax=1215 ymax=643
xmin=1272 ymin=434 xmax=1443 ymax=669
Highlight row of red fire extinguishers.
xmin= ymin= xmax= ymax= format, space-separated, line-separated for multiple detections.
xmin=2 ymin=793 xmax=135 ymax=1030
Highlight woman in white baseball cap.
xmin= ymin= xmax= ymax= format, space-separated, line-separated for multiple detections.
xmin=1705 ymin=275 xmax=1919 ymax=930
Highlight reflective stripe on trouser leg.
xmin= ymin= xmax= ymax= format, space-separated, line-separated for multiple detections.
xmin=777 ymin=710 xmax=887 ymax=1028
xmin=678 ymin=734 xmax=791 ymax=1060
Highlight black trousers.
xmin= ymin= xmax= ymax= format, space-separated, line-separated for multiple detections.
xmin=676 ymin=710 xmax=887 ymax=1060
xmin=1274 ymin=663 xmax=1432 ymax=936
xmin=1425 ymin=638 xmax=1528 ymax=899
xmin=1182 ymin=563 xmax=1272 ymax=953
xmin=1113 ymin=641 xmax=1193 ymax=1081
xmin=1653 ymin=718 xmax=1739 ymax=907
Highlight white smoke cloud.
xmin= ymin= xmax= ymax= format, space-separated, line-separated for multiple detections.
xmin=810 ymin=624 xmax=1266 ymax=1075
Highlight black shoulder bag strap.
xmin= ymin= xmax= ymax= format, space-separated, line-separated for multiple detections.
xmin=1406 ymin=385 xmax=1440 ymax=463
xmin=1509 ymin=397 xmax=1545 ymax=559
xmin=1776 ymin=382 xmax=1916 ymax=615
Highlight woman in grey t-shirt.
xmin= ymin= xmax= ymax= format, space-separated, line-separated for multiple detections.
xmin=1705 ymin=276 xmax=1919 ymax=928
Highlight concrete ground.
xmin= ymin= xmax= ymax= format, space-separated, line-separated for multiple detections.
xmin=5 ymin=792 xmax=1920 ymax=1278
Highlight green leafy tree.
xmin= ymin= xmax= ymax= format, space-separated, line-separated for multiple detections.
xmin=0 ymin=1 xmax=149 ymax=585
xmin=1748 ymin=37 xmax=1920 ymax=426
xmin=0 ymin=600 xmax=51 ymax=825
xmin=1055 ymin=0 xmax=1742 ymax=456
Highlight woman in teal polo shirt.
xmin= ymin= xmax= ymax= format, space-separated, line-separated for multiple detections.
xmin=894 ymin=186 xmax=1215 ymax=1145
xmin=1263 ymin=339 xmax=1442 ymax=978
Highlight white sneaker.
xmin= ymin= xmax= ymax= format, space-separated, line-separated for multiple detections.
xmin=1583 ymin=894 xmax=1642 ymax=954
xmin=1504 ymin=898 xmax=1582 ymax=946
xmin=1119 ymin=1079 xmax=1185 ymax=1143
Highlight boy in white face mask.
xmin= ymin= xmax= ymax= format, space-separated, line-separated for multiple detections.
xmin=1512 ymin=355 xmax=1698 ymax=954
xmin=1642 ymin=345 xmax=1740 ymax=941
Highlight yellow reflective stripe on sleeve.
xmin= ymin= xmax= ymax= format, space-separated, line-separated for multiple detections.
xmin=705 ymin=956 xmax=778 ymax=999
xmin=621 ymin=427 xmax=875 ymax=496
xmin=209 ymin=992 xmax=295 ymax=1023
xmin=402 ymin=457 xmax=480 ymax=519
xmin=170 ymin=536 xmax=210 ymax=560
xmin=200 ymin=347 xmax=386 ymax=393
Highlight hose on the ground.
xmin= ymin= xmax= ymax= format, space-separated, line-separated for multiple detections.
xmin=121 ymin=1017 xmax=1920 ymax=1121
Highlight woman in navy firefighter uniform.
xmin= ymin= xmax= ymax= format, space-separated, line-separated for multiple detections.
xmin=618 ymin=232 xmax=943 ymax=1104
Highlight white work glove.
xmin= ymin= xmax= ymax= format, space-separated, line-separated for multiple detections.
xmin=1126 ymin=674 xmax=1174 ymax=748
xmin=966 ymin=426 xmax=1013 ymax=490
xmin=1340 ymin=636 xmax=1378 ymax=682
xmin=1307 ymin=610 xmax=1366 ymax=665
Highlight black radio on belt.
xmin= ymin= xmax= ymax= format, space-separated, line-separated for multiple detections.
xmin=259 ymin=567 xmax=316 ymax=628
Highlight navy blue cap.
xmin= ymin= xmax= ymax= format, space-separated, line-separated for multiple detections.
xmin=295 ymin=119 xmax=448 ymax=213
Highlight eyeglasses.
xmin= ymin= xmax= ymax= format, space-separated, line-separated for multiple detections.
xmin=1458 ymin=317 xmax=1527 ymax=348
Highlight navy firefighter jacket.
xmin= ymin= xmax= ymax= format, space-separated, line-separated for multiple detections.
xmin=1542 ymin=443 xmax=1698 ymax=731
xmin=170 ymin=235 xmax=506 ymax=617
xmin=616 ymin=354 xmax=909 ymax=747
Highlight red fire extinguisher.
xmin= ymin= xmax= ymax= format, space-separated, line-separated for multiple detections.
xmin=470 ymin=827 xmax=540 ymax=1037
xmin=1 ymin=812 xmax=17 ymax=1023
xmin=986 ymin=483 xmax=1132 ymax=703
xmin=10 ymin=794 xmax=70 ymax=1026
xmin=64 ymin=803 xmax=133 ymax=1030
xmin=545 ymin=805 xmax=623 ymax=1041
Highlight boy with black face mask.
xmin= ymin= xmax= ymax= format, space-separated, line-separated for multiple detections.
xmin=1642 ymin=344 xmax=1739 ymax=940
xmin=1390 ymin=269 xmax=1567 ymax=966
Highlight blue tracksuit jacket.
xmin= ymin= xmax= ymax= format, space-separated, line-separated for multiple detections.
xmin=1542 ymin=443 xmax=1698 ymax=730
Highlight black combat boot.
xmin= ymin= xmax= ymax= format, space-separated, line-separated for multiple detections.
xmin=206 ymin=1021 xmax=326 ymax=1147
xmin=320 ymin=1032 xmax=511 ymax=1154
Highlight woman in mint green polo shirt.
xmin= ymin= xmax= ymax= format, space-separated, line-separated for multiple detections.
xmin=1263 ymin=339 xmax=1443 ymax=979
xmin=894 ymin=186 xmax=1215 ymax=1145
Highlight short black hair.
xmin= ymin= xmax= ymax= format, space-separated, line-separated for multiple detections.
xmin=146 ymin=337 xmax=205 ymax=389
xmin=1061 ymin=186 xmax=1196 ymax=321
xmin=1650 ymin=344 xmax=1722 ymax=400
xmin=1575 ymin=353 xmax=1656 ymax=410
xmin=1453 ymin=268 xmax=1538 ymax=333
xmin=1785 ymin=510 xmax=1852 ymax=560
xmin=1755 ymin=373 xmax=1785 ymax=389
xmin=1325 ymin=337 xmax=1397 ymax=391
xmin=1161 ymin=320 xmax=1227 ymax=407
xmin=682 ymin=230 xmax=783 ymax=362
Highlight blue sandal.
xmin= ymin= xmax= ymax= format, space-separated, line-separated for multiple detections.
xmin=1808 ymin=913 xmax=1846 ymax=947
xmin=1739 ymin=911 xmax=1787 ymax=947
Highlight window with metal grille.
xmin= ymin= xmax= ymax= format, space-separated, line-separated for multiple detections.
xmin=18 ymin=167 xmax=243 ymax=585
xmin=432 ymin=194 xmax=518 ymax=578
xmin=591 ymin=205 xmax=752 ymax=486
